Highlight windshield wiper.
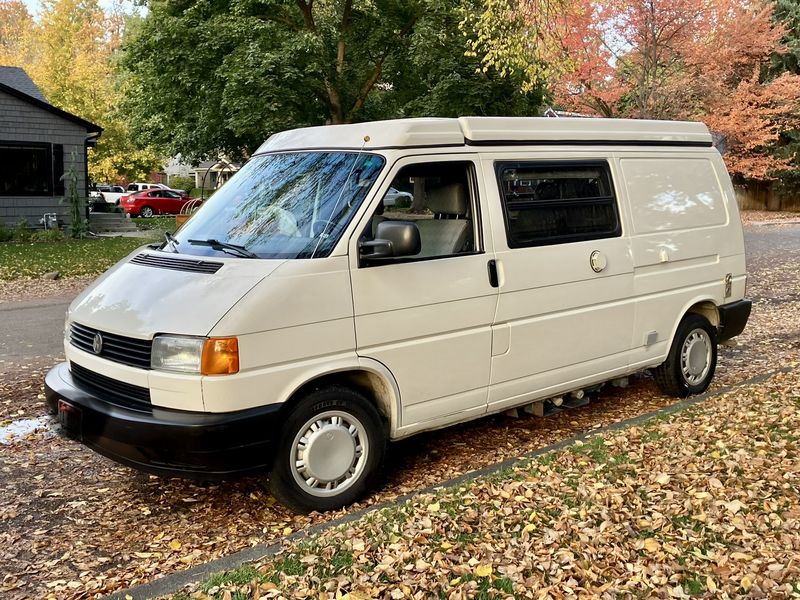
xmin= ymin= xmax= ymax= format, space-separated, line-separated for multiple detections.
xmin=164 ymin=231 xmax=179 ymax=252
xmin=188 ymin=238 xmax=257 ymax=259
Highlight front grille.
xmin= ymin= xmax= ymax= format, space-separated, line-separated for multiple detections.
xmin=70 ymin=322 xmax=152 ymax=369
xmin=70 ymin=362 xmax=151 ymax=412
xmin=130 ymin=252 xmax=223 ymax=274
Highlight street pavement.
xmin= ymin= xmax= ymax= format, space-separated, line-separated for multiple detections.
xmin=0 ymin=295 xmax=71 ymax=374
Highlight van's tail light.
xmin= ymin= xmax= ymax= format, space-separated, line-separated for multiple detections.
xmin=201 ymin=337 xmax=239 ymax=375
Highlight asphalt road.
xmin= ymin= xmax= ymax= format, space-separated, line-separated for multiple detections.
xmin=0 ymin=222 xmax=798 ymax=374
xmin=0 ymin=295 xmax=71 ymax=374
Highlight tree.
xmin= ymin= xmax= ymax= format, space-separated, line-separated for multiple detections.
xmin=0 ymin=0 xmax=34 ymax=67
xmin=547 ymin=0 xmax=800 ymax=182
xmin=119 ymin=0 xmax=544 ymax=160
xmin=769 ymin=0 xmax=800 ymax=75
xmin=705 ymin=71 xmax=800 ymax=179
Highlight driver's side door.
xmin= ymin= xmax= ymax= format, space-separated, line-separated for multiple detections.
xmin=348 ymin=155 xmax=498 ymax=434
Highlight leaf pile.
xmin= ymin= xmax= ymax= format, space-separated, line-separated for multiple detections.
xmin=180 ymin=368 xmax=800 ymax=599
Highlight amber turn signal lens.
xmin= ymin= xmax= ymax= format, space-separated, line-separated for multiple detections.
xmin=201 ymin=337 xmax=239 ymax=375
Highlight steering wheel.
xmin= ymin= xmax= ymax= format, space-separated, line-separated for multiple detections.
xmin=311 ymin=219 xmax=337 ymax=238
xmin=263 ymin=206 xmax=300 ymax=237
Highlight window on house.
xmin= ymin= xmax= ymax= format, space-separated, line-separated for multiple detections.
xmin=0 ymin=143 xmax=54 ymax=196
xmin=496 ymin=161 xmax=621 ymax=247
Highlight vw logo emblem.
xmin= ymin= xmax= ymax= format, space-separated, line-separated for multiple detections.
xmin=92 ymin=332 xmax=104 ymax=355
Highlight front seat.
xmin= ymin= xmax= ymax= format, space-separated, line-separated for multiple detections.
xmin=416 ymin=183 xmax=471 ymax=258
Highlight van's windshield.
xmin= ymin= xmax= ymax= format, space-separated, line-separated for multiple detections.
xmin=171 ymin=151 xmax=385 ymax=259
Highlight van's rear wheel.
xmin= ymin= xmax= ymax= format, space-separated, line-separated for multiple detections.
xmin=654 ymin=313 xmax=717 ymax=397
xmin=268 ymin=386 xmax=385 ymax=513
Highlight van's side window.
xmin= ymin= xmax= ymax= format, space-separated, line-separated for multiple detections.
xmin=496 ymin=161 xmax=621 ymax=247
xmin=364 ymin=161 xmax=479 ymax=262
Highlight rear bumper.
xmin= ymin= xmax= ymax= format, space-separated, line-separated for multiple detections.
xmin=718 ymin=299 xmax=752 ymax=342
xmin=45 ymin=362 xmax=281 ymax=479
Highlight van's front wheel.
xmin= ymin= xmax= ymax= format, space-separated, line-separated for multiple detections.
xmin=654 ymin=313 xmax=717 ymax=397
xmin=268 ymin=386 xmax=385 ymax=513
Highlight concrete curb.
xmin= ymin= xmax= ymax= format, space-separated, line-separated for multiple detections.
xmin=107 ymin=366 xmax=793 ymax=599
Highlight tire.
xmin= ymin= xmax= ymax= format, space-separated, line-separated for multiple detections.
xmin=653 ymin=313 xmax=717 ymax=397
xmin=140 ymin=206 xmax=154 ymax=218
xmin=268 ymin=385 xmax=385 ymax=513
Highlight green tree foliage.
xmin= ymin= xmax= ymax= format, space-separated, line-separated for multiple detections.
xmin=120 ymin=0 xmax=544 ymax=160
xmin=769 ymin=0 xmax=800 ymax=76
xmin=767 ymin=0 xmax=800 ymax=190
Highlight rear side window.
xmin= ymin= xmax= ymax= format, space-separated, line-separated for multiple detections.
xmin=496 ymin=161 xmax=621 ymax=247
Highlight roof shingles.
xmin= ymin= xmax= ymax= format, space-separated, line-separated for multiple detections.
xmin=0 ymin=66 xmax=48 ymax=103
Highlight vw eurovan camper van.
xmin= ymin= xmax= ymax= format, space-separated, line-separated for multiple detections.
xmin=46 ymin=117 xmax=751 ymax=512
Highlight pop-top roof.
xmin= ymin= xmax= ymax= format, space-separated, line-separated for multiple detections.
xmin=255 ymin=117 xmax=712 ymax=154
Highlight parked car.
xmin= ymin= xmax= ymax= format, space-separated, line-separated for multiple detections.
xmin=120 ymin=189 xmax=199 ymax=217
xmin=89 ymin=185 xmax=126 ymax=205
xmin=383 ymin=186 xmax=413 ymax=207
xmin=126 ymin=182 xmax=188 ymax=196
xmin=46 ymin=117 xmax=751 ymax=513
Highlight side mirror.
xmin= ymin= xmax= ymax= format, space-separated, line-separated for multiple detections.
xmin=359 ymin=221 xmax=421 ymax=263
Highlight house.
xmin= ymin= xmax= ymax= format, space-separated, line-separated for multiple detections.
xmin=0 ymin=66 xmax=102 ymax=228
xmin=192 ymin=157 xmax=241 ymax=191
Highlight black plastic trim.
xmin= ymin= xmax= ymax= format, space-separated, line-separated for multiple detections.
xmin=718 ymin=299 xmax=752 ymax=342
xmin=45 ymin=362 xmax=282 ymax=479
xmin=130 ymin=253 xmax=223 ymax=274
xmin=466 ymin=138 xmax=713 ymax=148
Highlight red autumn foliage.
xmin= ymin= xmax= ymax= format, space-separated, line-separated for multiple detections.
xmin=542 ymin=0 xmax=800 ymax=180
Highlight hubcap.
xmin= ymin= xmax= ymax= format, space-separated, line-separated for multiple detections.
xmin=681 ymin=328 xmax=712 ymax=385
xmin=290 ymin=411 xmax=368 ymax=498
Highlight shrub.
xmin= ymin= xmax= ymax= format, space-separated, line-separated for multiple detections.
xmin=168 ymin=175 xmax=195 ymax=191
xmin=31 ymin=228 xmax=65 ymax=243
xmin=394 ymin=196 xmax=412 ymax=209
xmin=14 ymin=217 xmax=31 ymax=242
xmin=189 ymin=187 xmax=215 ymax=199
xmin=0 ymin=223 xmax=12 ymax=242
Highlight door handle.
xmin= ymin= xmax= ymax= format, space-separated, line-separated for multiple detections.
xmin=487 ymin=259 xmax=499 ymax=288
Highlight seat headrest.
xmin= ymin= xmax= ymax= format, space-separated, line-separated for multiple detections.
xmin=426 ymin=183 xmax=467 ymax=215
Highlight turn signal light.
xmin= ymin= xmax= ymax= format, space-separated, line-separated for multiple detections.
xmin=201 ymin=337 xmax=239 ymax=375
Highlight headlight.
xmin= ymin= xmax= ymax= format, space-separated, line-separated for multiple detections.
xmin=151 ymin=335 xmax=239 ymax=375
xmin=151 ymin=336 xmax=204 ymax=373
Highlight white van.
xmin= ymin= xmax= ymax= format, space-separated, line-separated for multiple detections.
xmin=46 ymin=117 xmax=751 ymax=512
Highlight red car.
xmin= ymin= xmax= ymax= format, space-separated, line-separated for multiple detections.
xmin=120 ymin=189 xmax=201 ymax=217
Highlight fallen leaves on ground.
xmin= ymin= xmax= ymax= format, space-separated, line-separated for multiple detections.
xmin=180 ymin=368 xmax=800 ymax=599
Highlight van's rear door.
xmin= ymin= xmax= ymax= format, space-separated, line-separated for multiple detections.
xmin=484 ymin=155 xmax=635 ymax=410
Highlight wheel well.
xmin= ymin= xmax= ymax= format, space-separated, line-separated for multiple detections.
xmin=281 ymin=370 xmax=394 ymax=429
xmin=686 ymin=300 xmax=719 ymax=328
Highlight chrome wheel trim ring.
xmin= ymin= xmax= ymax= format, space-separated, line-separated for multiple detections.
xmin=681 ymin=328 xmax=712 ymax=385
xmin=289 ymin=410 xmax=369 ymax=498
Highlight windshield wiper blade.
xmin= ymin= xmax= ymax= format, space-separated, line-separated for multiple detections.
xmin=188 ymin=238 xmax=257 ymax=258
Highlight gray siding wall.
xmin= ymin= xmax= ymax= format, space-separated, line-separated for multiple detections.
xmin=0 ymin=90 xmax=89 ymax=228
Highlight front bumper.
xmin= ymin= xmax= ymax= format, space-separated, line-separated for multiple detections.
xmin=718 ymin=299 xmax=752 ymax=342
xmin=45 ymin=362 xmax=281 ymax=479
